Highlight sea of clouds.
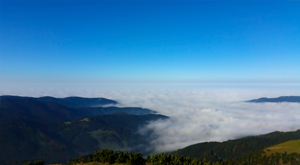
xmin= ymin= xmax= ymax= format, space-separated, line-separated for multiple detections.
xmin=1 ymin=83 xmax=300 ymax=153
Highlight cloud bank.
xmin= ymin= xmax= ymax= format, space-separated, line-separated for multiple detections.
xmin=105 ymin=86 xmax=300 ymax=153
xmin=1 ymin=83 xmax=300 ymax=153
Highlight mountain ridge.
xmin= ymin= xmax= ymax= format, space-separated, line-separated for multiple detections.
xmin=0 ymin=95 xmax=118 ymax=108
xmin=0 ymin=96 xmax=157 ymax=121
xmin=247 ymin=96 xmax=300 ymax=103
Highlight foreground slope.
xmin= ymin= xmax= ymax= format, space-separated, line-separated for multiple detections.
xmin=174 ymin=130 xmax=300 ymax=162
xmin=228 ymin=140 xmax=300 ymax=165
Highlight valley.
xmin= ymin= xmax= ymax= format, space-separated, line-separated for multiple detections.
xmin=1 ymin=95 xmax=300 ymax=165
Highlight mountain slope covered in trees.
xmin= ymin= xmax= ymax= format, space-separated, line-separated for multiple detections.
xmin=0 ymin=96 xmax=166 ymax=165
xmin=69 ymin=143 xmax=300 ymax=165
xmin=227 ymin=140 xmax=300 ymax=165
xmin=173 ymin=130 xmax=300 ymax=162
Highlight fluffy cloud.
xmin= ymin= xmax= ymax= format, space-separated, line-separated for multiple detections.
xmin=1 ymin=83 xmax=300 ymax=153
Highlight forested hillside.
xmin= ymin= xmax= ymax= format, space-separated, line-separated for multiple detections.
xmin=65 ymin=146 xmax=300 ymax=165
xmin=0 ymin=96 xmax=167 ymax=165
xmin=69 ymin=149 xmax=226 ymax=165
xmin=228 ymin=140 xmax=300 ymax=165
xmin=173 ymin=130 xmax=300 ymax=162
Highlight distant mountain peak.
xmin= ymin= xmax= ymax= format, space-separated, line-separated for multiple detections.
xmin=247 ymin=96 xmax=300 ymax=103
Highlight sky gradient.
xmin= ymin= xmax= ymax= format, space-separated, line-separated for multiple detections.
xmin=1 ymin=1 xmax=300 ymax=85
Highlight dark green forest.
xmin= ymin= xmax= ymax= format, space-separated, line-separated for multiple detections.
xmin=173 ymin=130 xmax=300 ymax=162
xmin=70 ymin=149 xmax=226 ymax=165
xmin=0 ymin=96 xmax=166 ymax=165
xmin=68 ymin=148 xmax=300 ymax=165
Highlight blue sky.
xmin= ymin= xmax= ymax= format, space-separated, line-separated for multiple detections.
xmin=1 ymin=1 xmax=300 ymax=85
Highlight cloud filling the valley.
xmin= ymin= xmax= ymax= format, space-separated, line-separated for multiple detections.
xmin=1 ymin=83 xmax=300 ymax=153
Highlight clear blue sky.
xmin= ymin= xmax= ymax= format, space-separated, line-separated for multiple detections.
xmin=1 ymin=1 xmax=300 ymax=85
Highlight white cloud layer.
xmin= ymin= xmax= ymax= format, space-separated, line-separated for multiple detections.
xmin=1 ymin=83 xmax=300 ymax=153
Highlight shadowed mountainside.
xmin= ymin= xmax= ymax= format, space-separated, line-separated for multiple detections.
xmin=0 ymin=95 xmax=118 ymax=108
xmin=0 ymin=96 xmax=156 ymax=121
xmin=0 ymin=96 xmax=167 ymax=165
xmin=0 ymin=113 xmax=168 ymax=165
